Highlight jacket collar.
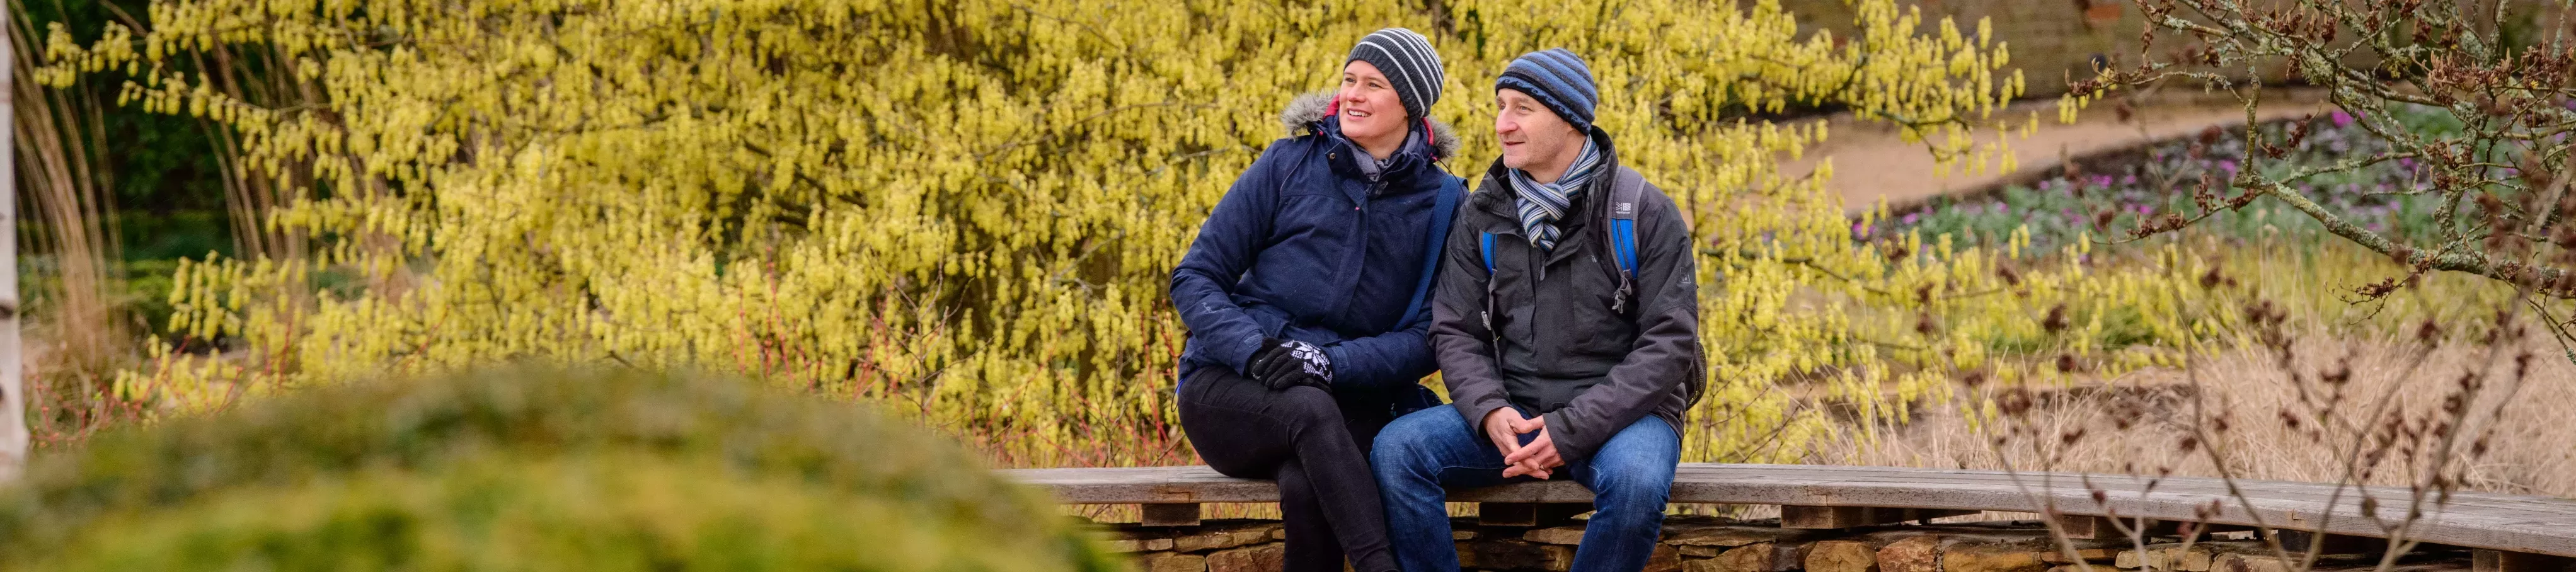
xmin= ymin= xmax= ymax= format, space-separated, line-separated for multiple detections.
xmin=1321 ymin=116 xmax=1437 ymax=185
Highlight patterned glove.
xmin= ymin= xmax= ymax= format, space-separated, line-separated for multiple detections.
xmin=1246 ymin=337 xmax=1333 ymax=391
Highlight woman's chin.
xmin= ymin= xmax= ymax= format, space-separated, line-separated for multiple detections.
xmin=1342 ymin=122 xmax=1389 ymax=141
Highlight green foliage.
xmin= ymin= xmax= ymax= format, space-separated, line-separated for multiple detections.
xmin=16 ymin=0 xmax=234 ymax=214
xmin=0 ymin=368 xmax=1118 ymax=571
xmin=11 ymin=0 xmax=237 ymax=367
xmin=1873 ymin=105 xmax=2473 ymax=256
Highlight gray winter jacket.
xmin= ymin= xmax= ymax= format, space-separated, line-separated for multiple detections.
xmin=1428 ymin=129 xmax=1705 ymax=464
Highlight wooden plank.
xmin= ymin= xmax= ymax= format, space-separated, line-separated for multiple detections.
xmin=997 ymin=464 xmax=2576 ymax=558
xmin=1781 ymin=505 xmax=1977 ymax=529
xmin=1139 ymin=503 xmax=1200 ymax=527
xmin=1476 ymin=503 xmax=1589 ymax=526
xmin=2476 ymin=550 xmax=2573 ymax=572
xmin=1449 ymin=480 xmax=1597 ymax=503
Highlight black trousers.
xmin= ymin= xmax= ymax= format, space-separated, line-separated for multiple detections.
xmin=1178 ymin=367 xmax=1396 ymax=572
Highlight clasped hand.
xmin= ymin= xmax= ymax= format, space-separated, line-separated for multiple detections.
xmin=1481 ymin=408 xmax=1563 ymax=479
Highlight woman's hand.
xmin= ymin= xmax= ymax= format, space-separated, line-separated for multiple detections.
xmin=1247 ymin=338 xmax=1333 ymax=391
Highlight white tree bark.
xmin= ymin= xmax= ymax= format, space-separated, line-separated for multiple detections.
xmin=0 ymin=4 xmax=30 ymax=481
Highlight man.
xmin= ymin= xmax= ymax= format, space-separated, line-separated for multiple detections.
xmin=1371 ymin=48 xmax=1704 ymax=572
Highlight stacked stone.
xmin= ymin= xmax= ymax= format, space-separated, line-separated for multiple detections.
xmin=1095 ymin=520 xmax=1290 ymax=572
xmin=2110 ymin=542 xmax=2468 ymax=572
xmin=1092 ymin=517 xmax=2473 ymax=572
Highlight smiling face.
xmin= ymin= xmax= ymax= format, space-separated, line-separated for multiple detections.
xmin=1495 ymin=88 xmax=1585 ymax=180
xmin=1337 ymin=60 xmax=1410 ymax=147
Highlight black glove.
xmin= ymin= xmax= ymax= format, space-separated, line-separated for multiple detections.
xmin=1245 ymin=337 xmax=1333 ymax=391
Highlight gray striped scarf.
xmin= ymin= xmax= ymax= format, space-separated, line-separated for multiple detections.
xmin=1509 ymin=139 xmax=1604 ymax=251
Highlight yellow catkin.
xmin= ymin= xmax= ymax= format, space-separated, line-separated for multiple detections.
xmin=52 ymin=0 xmax=2211 ymax=467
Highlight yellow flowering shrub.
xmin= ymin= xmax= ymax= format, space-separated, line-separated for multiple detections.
xmin=41 ymin=0 xmax=2195 ymax=466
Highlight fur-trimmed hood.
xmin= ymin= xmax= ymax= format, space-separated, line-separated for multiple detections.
xmin=1279 ymin=90 xmax=1463 ymax=161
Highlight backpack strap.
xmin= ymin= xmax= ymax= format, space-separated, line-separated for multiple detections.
xmin=1606 ymin=168 xmax=1644 ymax=281
xmin=1476 ymin=229 xmax=1498 ymax=338
xmin=1398 ymin=174 xmax=1464 ymax=325
xmin=1480 ymin=232 xmax=1497 ymax=275
xmin=1605 ymin=168 xmax=1645 ymax=312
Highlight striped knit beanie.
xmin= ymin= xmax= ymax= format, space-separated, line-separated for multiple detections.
xmin=1345 ymin=28 xmax=1445 ymax=121
xmin=1495 ymin=49 xmax=1599 ymax=132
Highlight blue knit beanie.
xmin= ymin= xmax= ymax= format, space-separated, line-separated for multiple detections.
xmin=1346 ymin=28 xmax=1446 ymax=122
xmin=1495 ymin=49 xmax=1599 ymax=132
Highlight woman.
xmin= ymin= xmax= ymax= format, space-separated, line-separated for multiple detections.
xmin=1167 ymin=27 xmax=1461 ymax=572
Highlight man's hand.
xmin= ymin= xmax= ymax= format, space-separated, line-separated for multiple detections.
xmin=1480 ymin=407 xmax=1526 ymax=457
xmin=1480 ymin=408 xmax=1550 ymax=479
xmin=1502 ymin=415 xmax=1563 ymax=478
xmin=1484 ymin=408 xmax=1555 ymax=479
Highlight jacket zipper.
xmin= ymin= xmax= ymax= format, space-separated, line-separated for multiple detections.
xmin=1330 ymin=178 xmax=1382 ymax=325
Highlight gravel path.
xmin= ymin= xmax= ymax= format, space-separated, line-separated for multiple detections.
xmin=1784 ymin=88 xmax=2336 ymax=214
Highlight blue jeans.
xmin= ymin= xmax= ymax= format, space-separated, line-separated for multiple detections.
xmin=1371 ymin=407 xmax=1679 ymax=572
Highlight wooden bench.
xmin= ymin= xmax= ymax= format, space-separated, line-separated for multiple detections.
xmin=1000 ymin=463 xmax=2576 ymax=571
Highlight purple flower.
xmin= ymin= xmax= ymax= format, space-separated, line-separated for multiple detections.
xmin=2219 ymin=160 xmax=2239 ymax=174
xmin=2330 ymin=110 xmax=2357 ymax=127
xmin=2091 ymin=174 xmax=2115 ymax=188
xmin=1993 ymin=203 xmax=2009 ymax=215
xmin=1903 ymin=212 xmax=1919 ymax=225
xmin=1852 ymin=222 xmax=1866 ymax=237
xmin=2121 ymin=174 xmax=2137 ymax=185
xmin=2399 ymin=157 xmax=2415 ymax=169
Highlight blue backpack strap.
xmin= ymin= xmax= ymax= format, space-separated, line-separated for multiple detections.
xmin=1480 ymin=232 xmax=1497 ymax=274
xmin=1606 ymin=167 xmax=1645 ymax=281
xmin=1398 ymin=174 xmax=1464 ymax=324
xmin=1604 ymin=168 xmax=1646 ymax=312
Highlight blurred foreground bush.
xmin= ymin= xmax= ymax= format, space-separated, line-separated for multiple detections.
xmin=0 ymin=368 xmax=1117 ymax=571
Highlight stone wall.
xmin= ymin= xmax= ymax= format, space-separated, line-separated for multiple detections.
xmin=1089 ymin=516 xmax=2475 ymax=572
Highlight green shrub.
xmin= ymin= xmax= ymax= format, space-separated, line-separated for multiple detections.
xmin=0 ymin=368 xmax=1117 ymax=571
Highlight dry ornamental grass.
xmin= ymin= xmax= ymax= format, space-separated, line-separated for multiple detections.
xmin=1833 ymin=328 xmax=2576 ymax=497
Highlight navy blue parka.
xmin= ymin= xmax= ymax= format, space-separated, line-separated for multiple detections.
xmin=1170 ymin=91 xmax=1463 ymax=413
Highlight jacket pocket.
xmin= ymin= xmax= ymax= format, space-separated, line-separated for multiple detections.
xmin=1565 ymin=262 xmax=1640 ymax=359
